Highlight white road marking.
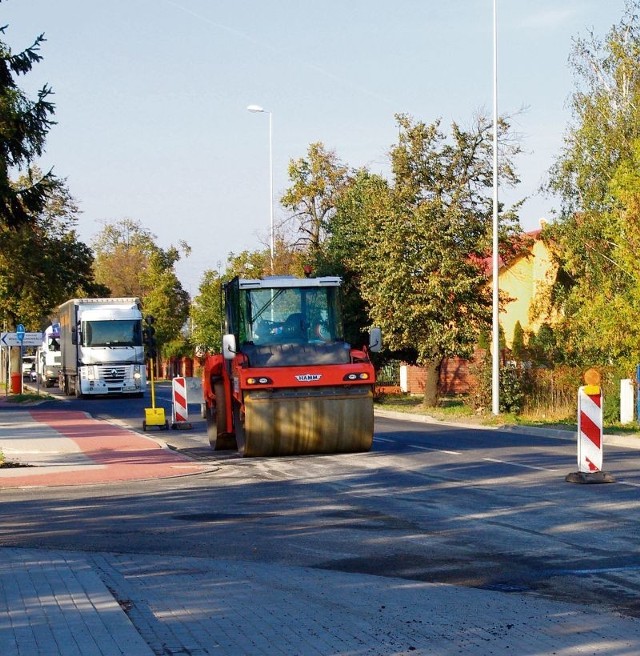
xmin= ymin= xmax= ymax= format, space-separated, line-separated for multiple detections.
xmin=414 ymin=445 xmax=462 ymax=455
xmin=483 ymin=457 xmax=557 ymax=472
xmin=375 ymin=436 xmax=461 ymax=455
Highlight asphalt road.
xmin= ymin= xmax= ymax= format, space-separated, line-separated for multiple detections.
xmin=2 ymin=395 xmax=640 ymax=618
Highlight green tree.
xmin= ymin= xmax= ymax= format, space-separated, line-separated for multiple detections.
xmin=529 ymin=323 xmax=559 ymax=366
xmin=0 ymin=19 xmax=58 ymax=228
xmin=0 ymin=172 xmax=105 ymax=329
xmin=0 ymin=17 xmax=100 ymax=333
xmin=191 ymin=269 xmax=223 ymax=354
xmin=141 ymin=248 xmax=191 ymax=359
xmin=347 ymin=114 xmax=522 ymax=406
xmin=511 ymin=321 xmax=525 ymax=361
xmin=281 ymin=142 xmax=351 ymax=258
xmin=92 ymin=218 xmax=157 ymax=297
xmin=92 ymin=219 xmax=191 ymax=362
xmin=316 ymin=169 xmax=391 ymax=350
xmin=547 ymin=1 xmax=640 ymax=373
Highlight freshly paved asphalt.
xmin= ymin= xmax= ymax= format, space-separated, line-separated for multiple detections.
xmin=2 ymin=397 xmax=640 ymax=655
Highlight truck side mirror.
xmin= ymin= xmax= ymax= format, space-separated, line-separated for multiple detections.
xmin=369 ymin=327 xmax=382 ymax=353
xmin=222 ymin=334 xmax=237 ymax=360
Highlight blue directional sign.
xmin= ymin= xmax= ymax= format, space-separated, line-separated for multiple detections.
xmin=16 ymin=323 xmax=25 ymax=344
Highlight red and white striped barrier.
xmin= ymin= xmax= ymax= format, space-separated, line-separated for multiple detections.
xmin=171 ymin=376 xmax=191 ymax=429
xmin=566 ymin=369 xmax=614 ymax=484
xmin=577 ymin=385 xmax=603 ymax=473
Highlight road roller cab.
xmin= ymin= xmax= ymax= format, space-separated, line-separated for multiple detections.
xmin=203 ymin=275 xmax=381 ymax=457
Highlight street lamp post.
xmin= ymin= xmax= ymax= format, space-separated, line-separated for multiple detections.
xmin=491 ymin=0 xmax=500 ymax=415
xmin=247 ymin=104 xmax=274 ymax=271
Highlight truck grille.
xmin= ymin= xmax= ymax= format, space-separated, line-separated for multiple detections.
xmin=98 ymin=366 xmax=126 ymax=383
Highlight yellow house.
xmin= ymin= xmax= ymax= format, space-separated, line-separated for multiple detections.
xmin=496 ymin=223 xmax=558 ymax=348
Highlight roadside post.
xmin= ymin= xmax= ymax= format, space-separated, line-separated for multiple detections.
xmin=170 ymin=376 xmax=204 ymax=430
xmin=620 ymin=378 xmax=634 ymax=424
xmin=566 ymin=368 xmax=615 ymax=484
xmin=16 ymin=324 xmax=24 ymax=394
xmin=636 ymin=364 xmax=640 ymax=422
xmin=142 ymin=316 xmax=168 ymax=431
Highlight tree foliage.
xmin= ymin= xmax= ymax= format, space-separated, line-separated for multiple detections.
xmin=190 ymin=269 xmax=223 ymax=354
xmin=141 ymin=248 xmax=190 ymax=351
xmin=92 ymin=219 xmax=191 ymax=357
xmin=281 ymin=142 xmax=351 ymax=256
xmin=511 ymin=321 xmax=525 ymax=361
xmin=325 ymin=114 xmax=522 ymax=404
xmin=313 ymin=170 xmax=384 ymax=349
xmin=547 ymin=1 xmax=640 ymax=373
xmin=0 ymin=172 xmax=104 ymax=330
xmin=0 ymin=20 xmax=58 ymax=228
xmin=0 ymin=17 xmax=100 ymax=332
xmin=92 ymin=218 xmax=158 ymax=297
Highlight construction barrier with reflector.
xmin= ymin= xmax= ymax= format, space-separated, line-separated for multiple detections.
xmin=577 ymin=384 xmax=603 ymax=474
xmin=566 ymin=369 xmax=614 ymax=484
xmin=171 ymin=376 xmax=204 ymax=429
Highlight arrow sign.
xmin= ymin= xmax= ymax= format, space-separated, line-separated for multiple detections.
xmin=1 ymin=332 xmax=42 ymax=347
xmin=16 ymin=324 xmax=25 ymax=344
xmin=1 ymin=332 xmax=20 ymax=347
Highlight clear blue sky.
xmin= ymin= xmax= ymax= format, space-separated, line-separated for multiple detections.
xmin=2 ymin=0 xmax=628 ymax=294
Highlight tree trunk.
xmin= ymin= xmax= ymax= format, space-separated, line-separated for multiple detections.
xmin=422 ymin=358 xmax=440 ymax=408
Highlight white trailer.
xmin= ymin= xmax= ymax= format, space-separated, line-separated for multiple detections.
xmin=58 ymin=298 xmax=146 ymax=398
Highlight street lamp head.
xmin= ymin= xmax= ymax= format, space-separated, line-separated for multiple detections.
xmin=247 ymin=104 xmax=265 ymax=113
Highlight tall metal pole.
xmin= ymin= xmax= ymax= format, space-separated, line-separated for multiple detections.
xmin=491 ymin=0 xmax=500 ymax=415
xmin=268 ymin=111 xmax=274 ymax=272
xmin=247 ymin=104 xmax=274 ymax=273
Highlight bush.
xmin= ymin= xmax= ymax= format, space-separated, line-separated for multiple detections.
xmin=466 ymin=352 xmax=527 ymax=414
xmin=500 ymin=364 xmax=526 ymax=414
xmin=603 ymin=383 xmax=620 ymax=425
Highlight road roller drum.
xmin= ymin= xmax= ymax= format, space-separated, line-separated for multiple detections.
xmin=239 ymin=386 xmax=374 ymax=457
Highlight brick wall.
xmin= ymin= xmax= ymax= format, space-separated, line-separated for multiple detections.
xmin=403 ymin=354 xmax=480 ymax=396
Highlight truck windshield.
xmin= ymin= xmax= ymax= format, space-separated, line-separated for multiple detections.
xmin=81 ymin=320 xmax=142 ymax=347
xmin=241 ymin=286 xmax=344 ymax=346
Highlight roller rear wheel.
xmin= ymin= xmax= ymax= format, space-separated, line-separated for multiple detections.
xmin=206 ymin=382 xmax=237 ymax=451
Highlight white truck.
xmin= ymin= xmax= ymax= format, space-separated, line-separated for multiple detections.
xmin=36 ymin=323 xmax=62 ymax=387
xmin=58 ymin=297 xmax=146 ymax=397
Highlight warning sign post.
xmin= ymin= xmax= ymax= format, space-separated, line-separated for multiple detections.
xmin=171 ymin=376 xmax=204 ymax=430
xmin=566 ymin=369 xmax=615 ymax=484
